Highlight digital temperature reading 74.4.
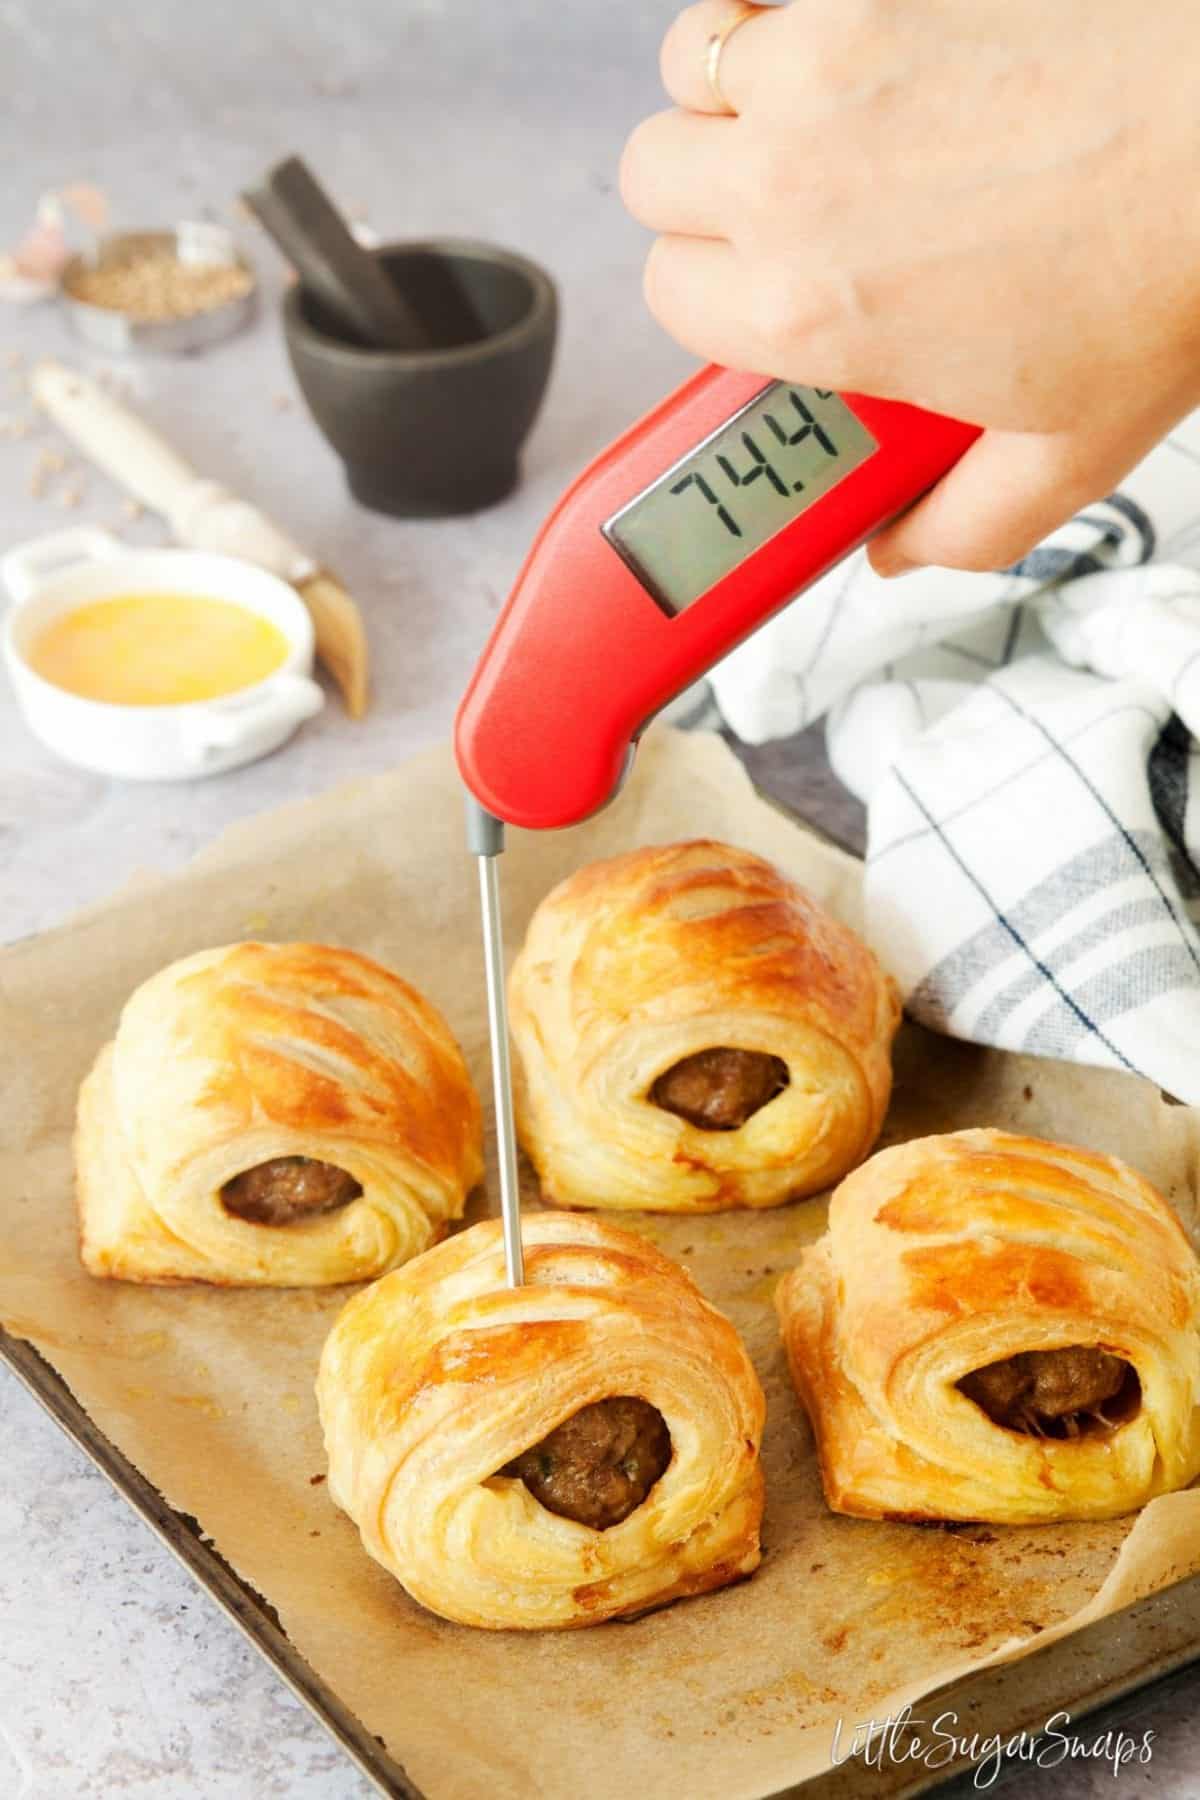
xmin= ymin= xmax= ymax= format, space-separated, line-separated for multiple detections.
xmin=602 ymin=383 xmax=879 ymax=616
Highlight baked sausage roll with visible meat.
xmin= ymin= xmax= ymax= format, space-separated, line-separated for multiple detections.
xmin=777 ymin=1129 xmax=1200 ymax=1524
xmin=316 ymin=1212 xmax=765 ymax=1628
xmin=508 ymin=840 xmax=899 ymax=1213
xmin=76 ymin=942 xmax=483 ymax=1285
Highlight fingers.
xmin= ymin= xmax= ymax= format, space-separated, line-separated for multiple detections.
xmin=642 ymin=236 xmax=766 ymax=370
xmin=660 ymin=0 xmax=782 ymax=115
xmin=620 ymin=107 xmax=739 ymax=239
xmin=643 ymin=233 xmax=863 ymax=387
xmin=868 ymin=430 xmax=1101 ymax=578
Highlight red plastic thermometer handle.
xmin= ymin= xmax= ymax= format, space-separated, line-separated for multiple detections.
xmin=456 ymin=364 xmax=980 ymax=829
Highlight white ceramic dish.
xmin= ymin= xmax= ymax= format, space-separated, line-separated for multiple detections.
xmin=1 ymin=527 xmax=324 ymax=780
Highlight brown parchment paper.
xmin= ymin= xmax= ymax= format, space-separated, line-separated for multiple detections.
xmin=5 ymin=726 xmax=1200 ymax=1800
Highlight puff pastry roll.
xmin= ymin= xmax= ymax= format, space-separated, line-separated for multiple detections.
xmin=316 ymin=1212 xmax=765 ymax=1628
xmin=77 ymin=942 xmax=483 ymax=1286
xmin=778 ymin=1129 xmax=1200 ymax=1524
xmin=508 ymin=840 xmax=899 ymax=1213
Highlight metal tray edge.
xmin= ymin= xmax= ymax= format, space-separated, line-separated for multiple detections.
xmin=1 ymin=1327 xmax=423 ymax=1800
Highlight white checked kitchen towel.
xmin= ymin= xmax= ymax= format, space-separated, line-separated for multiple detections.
xmin=703 ymin=412 xmax=1200 ymax=1103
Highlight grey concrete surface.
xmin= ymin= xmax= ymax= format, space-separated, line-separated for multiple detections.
xmin=0 ymin=3 xmax=1197 ymax=1795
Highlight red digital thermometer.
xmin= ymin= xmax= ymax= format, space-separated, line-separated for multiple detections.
xmin=456 ymin=364 xmax=980 ymax=831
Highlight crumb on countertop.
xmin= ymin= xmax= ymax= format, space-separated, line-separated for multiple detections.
xmin=28 ymin=446 xmax=68 ymax=498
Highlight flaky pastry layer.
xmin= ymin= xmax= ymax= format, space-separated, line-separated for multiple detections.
xmin=76 ymin=941 xmax=483 ymax=1285
xmin=778 ymin=1129 xmax=1200 ymax=1523
xmin=317 ymin=1211 xmax=765 ymax=1628
xmin=509 ymin=840 xmax=899 ymax=1213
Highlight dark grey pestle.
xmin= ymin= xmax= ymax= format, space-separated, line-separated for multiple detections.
xmin=243 ymin=155 xmax=484 ymax=351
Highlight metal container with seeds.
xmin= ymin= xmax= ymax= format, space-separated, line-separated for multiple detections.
xmin=61 ymin=225 xmax=257 ymax=356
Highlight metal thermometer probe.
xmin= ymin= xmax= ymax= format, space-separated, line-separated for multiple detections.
xmin=466 ymin=798 xmax=525 ymax=1286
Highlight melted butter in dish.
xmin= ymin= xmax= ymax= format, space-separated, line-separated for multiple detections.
xmin=29 ymin=592 xmax=290 ymax=705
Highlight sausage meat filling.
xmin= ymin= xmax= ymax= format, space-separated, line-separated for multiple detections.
xmin=502 ymin=1396 xmax=672 ymax=1530
xmin=959 ymin=1347 xmax=1137 ymax=1439
xmin=651 ymin=1047 xmax=789 ymax=1132
xmin=220 ymin=1156 xmax=362 ymax=1226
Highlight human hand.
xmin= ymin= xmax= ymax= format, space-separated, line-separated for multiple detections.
xmin=620 ymin=0 xmax=1200 ymax=574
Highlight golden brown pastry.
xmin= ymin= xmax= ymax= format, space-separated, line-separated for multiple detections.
xmin=316 ymin=1212 xmax=765 ymax=1628
xmin=508 ymin=840 xmax=899 ymax=1213
xmin=76 ymin=941 xmax=483 ymax=1285
xmin=777 ymin=1129 xmax=1200 ymax=1524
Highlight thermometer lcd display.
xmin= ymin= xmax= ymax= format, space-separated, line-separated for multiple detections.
xmin=602 ymin=383 xmax=878 ymax=616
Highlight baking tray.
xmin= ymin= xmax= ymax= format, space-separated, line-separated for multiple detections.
xmin=8 ymin=1319 xmax=1200 ymax=1800
xmin=5 ymin=732 xmax=1200 ymax=1797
